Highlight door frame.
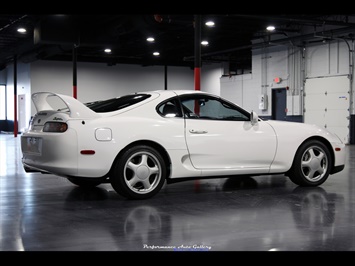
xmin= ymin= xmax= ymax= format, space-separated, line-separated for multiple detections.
xmin=271 ymin=88 xmax=287 ymax=121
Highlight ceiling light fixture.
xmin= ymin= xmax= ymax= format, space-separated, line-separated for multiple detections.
xmin=205 ymin=21 xmax=215 ymax=27
xmin=147 ymin=37 xmax=155 ymax=42
xmin=17 ymin=28 xmax=26 ymax=33
xmin=104 ymin=48 xmax=112 ymax=53
xmin=153 ymin=52 xmax=160 ymax=56
xmin=201 ymin=40 xmax=209 ymax=46
xmin=266 ymin=25 xmax=275 ymax=31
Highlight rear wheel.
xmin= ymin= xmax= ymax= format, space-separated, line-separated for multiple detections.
xmin=111 ymin=145 xmax=166 ymax=200
xmin=287 ymin=140 xmax=332 ymax=186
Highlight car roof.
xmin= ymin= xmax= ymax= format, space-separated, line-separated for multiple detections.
xmin=160 ymin=89 xmax=207 ymax=94
xmin=150 ymin=89 xmax=213 ymax=97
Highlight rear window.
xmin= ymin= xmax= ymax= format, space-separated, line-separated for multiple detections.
xmin=86 ymin=94 xmax=151 ymax=113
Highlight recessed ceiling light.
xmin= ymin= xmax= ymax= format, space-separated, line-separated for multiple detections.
xmin=17 ymin=28 xmax=26 ymax=33
xmin=153 ymin=52 xmax=160 ymax=56
xmin=266 ymin=25 xmax=276 ymax=31
xmin=104 ymin=48 xmax=112 ymax=53
xmin=205 ymin=21 xmax=215 ymax=27
xmin=201 ymin=40 xmax=209 ymax=46
xmin=147 ymin=37 xmax=155 ymax=42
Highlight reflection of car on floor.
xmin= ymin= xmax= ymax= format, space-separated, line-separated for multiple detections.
xmin=18 ymin=183 xmax=344 ymax=251
xmin=21 ymin=90 xmax=346 ymax=199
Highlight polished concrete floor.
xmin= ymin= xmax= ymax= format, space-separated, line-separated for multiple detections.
xmin=1 ymin=133 xmax=355 ymax=252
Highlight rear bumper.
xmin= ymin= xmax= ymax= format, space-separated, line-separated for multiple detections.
xmin=331 ymin=164 xmax=345 ymax=175
xmin=23 ymin=164 xmax=48 ymax=173
xmin=21 ymin=130 xmax=79 ymax=176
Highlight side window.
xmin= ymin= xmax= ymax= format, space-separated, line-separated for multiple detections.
xmin=87 ymin=94 xmax=151 ymax=113
xmin=157 ymin=99 xmax=182 ymax=118
xmin=180 ymin=95 xmax=249 ymax=121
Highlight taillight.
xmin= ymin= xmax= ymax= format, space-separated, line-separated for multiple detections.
xmin=43 ymin=122 xmax=68 ymax=132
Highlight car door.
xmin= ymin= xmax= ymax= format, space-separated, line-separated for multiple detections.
xmin=180 ymin=94 xmax=277 ymax=172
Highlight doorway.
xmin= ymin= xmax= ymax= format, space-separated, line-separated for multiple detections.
xmin=272 ymin=88 xmax=287 ymax=121
xmin=0 ymin=84 xmax=15 ymax=132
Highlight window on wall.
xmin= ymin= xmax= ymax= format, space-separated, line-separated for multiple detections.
xmin=0 ymin=85 xmax=14 ymax=120
xmin=0 ymin=85 xmax=6 ymax=120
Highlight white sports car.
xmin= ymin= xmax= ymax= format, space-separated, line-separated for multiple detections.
xmin=21 ymin=90 xmax=346 ymax=199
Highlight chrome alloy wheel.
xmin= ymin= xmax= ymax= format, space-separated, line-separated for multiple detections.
xmin=301 ymin=146 xmax=328 ymax=183
xmin=123 ymin=151 xmax=162 ymax=194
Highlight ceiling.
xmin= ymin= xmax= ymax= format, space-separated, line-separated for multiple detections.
xmin=1 ymin=14 xmax=355 ymax=72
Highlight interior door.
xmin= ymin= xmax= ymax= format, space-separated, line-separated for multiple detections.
xmin=272 ymin=88 xmax=287 ymax=121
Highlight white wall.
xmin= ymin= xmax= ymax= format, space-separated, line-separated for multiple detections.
xmin=1 ymin=59 xmax=223 ymax=123
xmin=220 ymin=39 xmax=353 ymax=118
xmin=29 ymin=60 xmax=222 ymax=116
xmin=30 ymin=61 xmax=167 ymax=102
xmin=3 ymin=39 xmax=352 ymax=124
xmin=201 ymin=62 xmax=224 ymax=95
xmin=306 ymin=41 xmax=350 ymax=77
xmin=4 ymin=63 xmax=31 ymax=128
xmin=220 ymin=74 xmax=254 ymax=108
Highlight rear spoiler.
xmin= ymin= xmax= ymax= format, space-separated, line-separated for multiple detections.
xmin=32 ymin=92 xmax=100 ymax=119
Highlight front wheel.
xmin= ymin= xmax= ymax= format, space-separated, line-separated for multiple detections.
xmin=111 ymin=145 xmax=167 ymax=200
xmin=287 ymin=140 xmax=332 ymax=187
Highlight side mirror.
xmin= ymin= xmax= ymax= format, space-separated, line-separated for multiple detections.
xmin=250 ymin=111 xmax=259 ymax=125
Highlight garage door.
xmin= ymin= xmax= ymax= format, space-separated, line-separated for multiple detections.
xmin=304 ymin=76 xmax=349 ymax=144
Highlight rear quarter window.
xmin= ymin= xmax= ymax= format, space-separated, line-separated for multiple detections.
xmin=86 ymin=94 xmax=151 ymax=113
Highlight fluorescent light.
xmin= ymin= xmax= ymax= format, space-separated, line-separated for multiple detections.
xmin=201 ymin=40 xmax=209 ymax=46
xmin=147 ymin=37 xmax=155 ymax=42
xmin=104 ymin=48 xmax=111 ymax=53
xmin=153 ymin=52 xmax=160 ymax=56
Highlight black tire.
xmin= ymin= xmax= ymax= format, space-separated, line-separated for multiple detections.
xmin=287 ymin=140 xmax=332 ymax=187
xmin=67 ymin=177 xmax=103 ymax=188
xmin=111 ymin=145 xmax=167 ymax=200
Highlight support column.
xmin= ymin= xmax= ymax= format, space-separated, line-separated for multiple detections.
xmin=194 ymin=15 xmax=201 ymax=91
xmin=73 ymin=45 xmax=78 ymax=99
xmin=13 ymin=55 xmax=17 ymax=138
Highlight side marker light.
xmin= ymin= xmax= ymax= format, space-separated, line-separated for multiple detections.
xmin=80 ymin=150 xmax=95 ymax=155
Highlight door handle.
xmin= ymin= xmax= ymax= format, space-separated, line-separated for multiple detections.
xmin=189 ymin=129 xmax=208 ymax=134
